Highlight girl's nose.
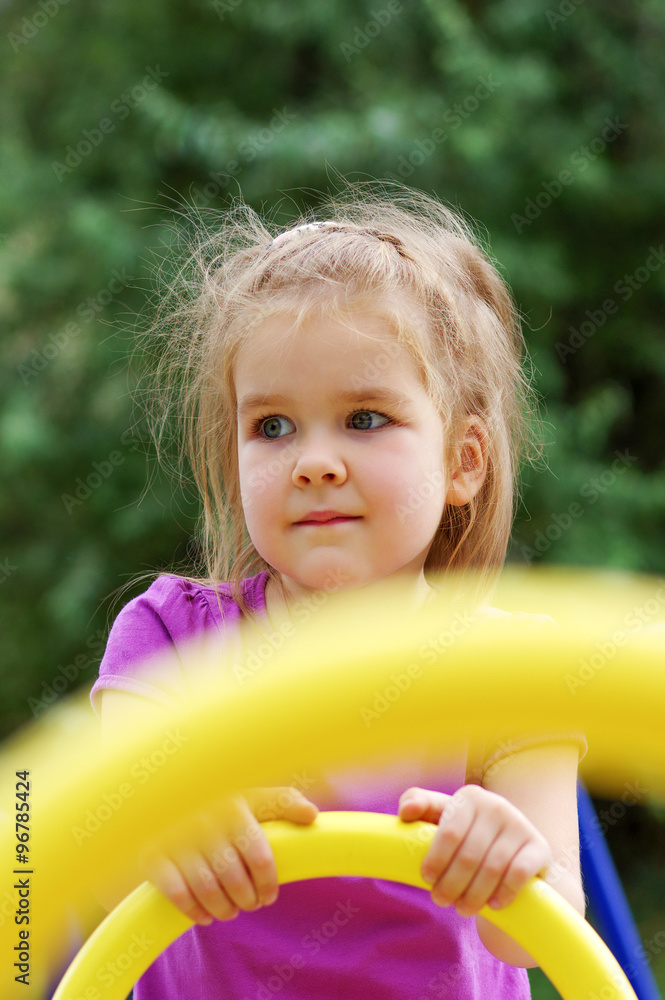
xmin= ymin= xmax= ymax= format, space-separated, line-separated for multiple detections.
xmin=291 ymin=433 xmax=347 ymax=486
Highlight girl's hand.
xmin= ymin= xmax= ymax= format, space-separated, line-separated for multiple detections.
xmin=398 ymin=784 xmax=552 ymax=917
xmin=139 ymin=786 xmax=318 ymax=926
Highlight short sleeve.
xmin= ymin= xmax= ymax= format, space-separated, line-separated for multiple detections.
xmin=465 ymin=610 xmax=587 ymax=784
xmin=89 ymin=575 xmax=232 ymax=717
xmin=467 ymin=731 xmax=588 ymax=785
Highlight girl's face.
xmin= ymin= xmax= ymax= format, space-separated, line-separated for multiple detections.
xmin=235 ymin=308 xmax=450 ymax=606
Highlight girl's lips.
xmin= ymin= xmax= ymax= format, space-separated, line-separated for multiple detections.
xmin=297 ymin=516 xmax=361 ymax=525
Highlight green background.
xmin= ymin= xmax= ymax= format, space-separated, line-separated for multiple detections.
xmin=1 ymin=0 xmax=664 ymax=995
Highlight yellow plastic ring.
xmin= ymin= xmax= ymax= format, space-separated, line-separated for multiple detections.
xmin=2 ymin=568 xmax=662 ymax=997
xmin=51 ymin=811 xmax=636 ymax=1000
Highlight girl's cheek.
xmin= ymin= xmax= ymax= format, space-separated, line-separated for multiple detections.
xmin=239 ymin=470 xmax=266 ymax=513
xmin=244 ymin=469 xmax=268 ymax=499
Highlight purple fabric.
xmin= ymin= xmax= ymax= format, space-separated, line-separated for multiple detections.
xmin=92 ymin=571 xmax=530 ymax=999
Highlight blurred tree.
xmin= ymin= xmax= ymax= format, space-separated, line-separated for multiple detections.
xmin=1 ymin=0 xmax=664 ymax=726
xmin=2 ymin=0 xmax=664 ymax=992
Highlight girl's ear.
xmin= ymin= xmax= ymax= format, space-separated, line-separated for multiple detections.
xmin=445 ymin=417 xmax=489 ymax=507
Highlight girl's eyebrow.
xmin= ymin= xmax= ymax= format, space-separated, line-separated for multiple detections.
xmin=237 ymin=392 xmax=292 ymax=417
xmin=237 ymin=387 xmax=414 ymax=417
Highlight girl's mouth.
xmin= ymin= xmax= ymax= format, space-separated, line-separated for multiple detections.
xmin=297 ymin=516 xmax=361 ymax=526
xmin=296 ymin=509 xmax=361 ymax=525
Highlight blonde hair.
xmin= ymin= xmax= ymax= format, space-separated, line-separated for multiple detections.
xmin=142 ymin=179 xmax=540 ymax=625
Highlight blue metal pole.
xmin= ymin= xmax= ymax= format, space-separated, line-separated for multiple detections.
xmin=578 ymin=782 xmax=662 ymax=1000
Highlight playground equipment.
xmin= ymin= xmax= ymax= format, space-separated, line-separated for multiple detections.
xmin=51 ymin=810 xmax=638 ymax=1000
xmin=1 ymin=567 xmax=663 ymax=998
xmin=578 ymin=783 xmax=662 ymax=1000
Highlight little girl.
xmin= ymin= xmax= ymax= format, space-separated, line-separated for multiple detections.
xmin=91 ymin=181 xmax=585 ymax=999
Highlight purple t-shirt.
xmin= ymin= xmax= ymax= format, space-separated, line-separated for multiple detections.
xmin=91 ymin=571 xmax=530 ymax=1000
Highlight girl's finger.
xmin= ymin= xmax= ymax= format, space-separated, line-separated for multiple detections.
xmin=229 ymin=803 xmax=280 ymax=906
xmin=179 ymin=847 xmax=246 ymax=922
xmin=398 ymin=786 xmax=453 ymax=824
xmin=451 ymin=834 xmax=530 ymax=916
xmin=486 ymin=839 xmax=552 ymax=910
xmin=207 ymin=840 xmax=262 ymax=912
xmin=146 ymin=852 xmax=236 ymax=925
xmin=420 ymin=789 xmax=476 ymax=882
xmin=247 ymin=786 xmax=319 ymax=824
xmin=427 ymin=815 xmax=498 ymax=907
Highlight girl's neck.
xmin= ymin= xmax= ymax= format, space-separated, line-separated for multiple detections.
xmin=264 ymin=572 xmax=440 ymax=633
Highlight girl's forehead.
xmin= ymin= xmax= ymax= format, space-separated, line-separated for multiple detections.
xmin=237 ymin=307 xmax=406 ymax=359
xmin=234 ymin=318 xmax=412 ymax=394
xmin=233 ymin=312 xmax=438 ymax=416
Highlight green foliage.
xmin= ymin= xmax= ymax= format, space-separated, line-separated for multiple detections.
xmin=2 ymin=0 xmax=664 ymax=727
xmin=2 ymin=0 xmax=665 ymax=989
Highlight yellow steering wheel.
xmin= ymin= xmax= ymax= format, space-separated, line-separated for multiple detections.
xmin=2 ymin=567 xmax=662 ymax=999
xmin=51 ymin=810 xmax=636 ymax=1000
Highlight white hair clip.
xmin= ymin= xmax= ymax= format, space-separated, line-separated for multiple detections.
xmin=266 ymin=221 xmax=408 ymax=258
xmin=270 ymin=221 xmax=342 ymax=247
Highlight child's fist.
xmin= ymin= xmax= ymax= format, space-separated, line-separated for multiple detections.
xmin=398 ymin=785 xmax=551 ymax=917
xmin=140 ymin=786 xmax=318 ymax=926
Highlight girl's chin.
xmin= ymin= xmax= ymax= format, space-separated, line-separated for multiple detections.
xmin=278 ymin=565 xmax=363 ymax=596
xmin=286 ymin=569 xmax=412 ymax=598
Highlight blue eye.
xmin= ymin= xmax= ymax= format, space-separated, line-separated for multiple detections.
xmin=255 ymin=415 xmax=294 ymax=439
xmin=250 ymin=409 xmax=392 ymax=439
xmin=349 ymin=410 xmax=391 ymax=430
